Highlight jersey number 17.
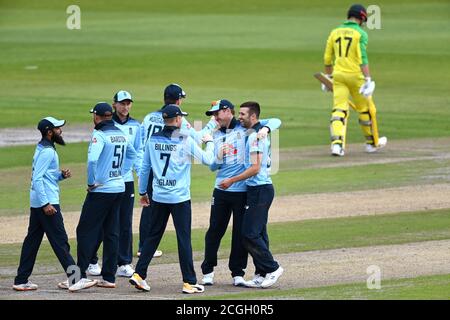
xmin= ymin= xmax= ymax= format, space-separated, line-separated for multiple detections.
xmin=335 ymin=36 xmax=353 ymax=57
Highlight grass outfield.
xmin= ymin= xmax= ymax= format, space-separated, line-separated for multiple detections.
xmin=1 ymin=0 xmax=449 ymax=300
xmin=193 ymin=273 xmax=450 ymax=300
xmin=1 ymin=0 xmax=450 ymax=216
xmin=2 ymin=152 xmax=449 ymax=216
xmin=1 ymin=209 xmax=449 ymax=268
xmin=0 ymin=0 xmax=449 ymax=147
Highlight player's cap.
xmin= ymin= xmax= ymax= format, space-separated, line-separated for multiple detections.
xmin=161 ymin=104 xmax=188 ymax=119
xmin=113 ymin=90 xmax=133 ymax=102
xmin=37 ymin=117 xmax=66 ymax=133
xmin=205 ymin=99 xmax=234 ymax=116
xmin=347 ymin=4 xmax=367 ymax=22
xmin=164 ymin=84 xmax=186 ymax=100
xmin=90 ymin=102 xmax=113 ymax=116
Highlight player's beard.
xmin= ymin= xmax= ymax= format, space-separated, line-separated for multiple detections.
xmin=52 ymin=132 xmax=66 ymax=146
xmin=239 ymin=118 xmax=251 ymax=129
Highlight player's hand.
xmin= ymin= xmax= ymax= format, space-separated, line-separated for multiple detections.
xmin=257 ymin=127 xmax=270 ymax=140
xmin=217 ymin=144 xmax=235 ymax=161
xmin=321 ymin=74 xmax=332 ymax=92
xmin=140 ymin=194 xmax=150 ymax=207
xmin=210 ymin=116 xmax=220 ymax=129
xmin=61 ymin=169 xmax=72 ymax=179
xmin=202 ymin=133 xmax=213 ymax=144
xmin=359 ymin=77 xmax=375 ymax=97
xmin=43 ymin=204 xmax=57 ymax=216
xmin=219 ymin=178 xmax=234 ymax=190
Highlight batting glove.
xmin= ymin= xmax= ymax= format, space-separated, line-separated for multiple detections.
xmin=321 ymin=74 xmax=332 ymax=92
xmin=359 ymin=77 xmax=376 ymax=97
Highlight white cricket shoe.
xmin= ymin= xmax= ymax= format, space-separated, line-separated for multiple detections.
xmin=201 ymin=272 xmax=214 ymax=285
xmin=87 ymin=263 xmax=101 ymax=276
xmin=261 ymin=266 xmax=284 ymax=288
xmin=244 ymin=274 xmax=265 ymax=288
xmin=97 ymin=279 xmax=116 ymax=288
xmin=232 ymin=276 xmax=246 ymax=287
xmin=153 ymin=250 xmax=163 ymax=258
xmin=13 ymin=281 xmax=38 ymax=291
xmin=182 ymin=283 xmax=205 ymax=294
xmin=57 ymin=280 xmax=69 ymax=290
xmin=129 ymin=273 xmax=150 ymax=292
xmin=331 ymin=144 xmax=345 ymax=156
xmin=365 ymin=136 xmax=387 ymax=153
xmin=68 ymin=278 xmax=98 ymax=292
xmin=116 ymin=264 xmax=135 ymax=277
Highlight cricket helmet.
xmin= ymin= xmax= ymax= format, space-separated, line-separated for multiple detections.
xmin=347 ymin=4 xmax=368 ymax=22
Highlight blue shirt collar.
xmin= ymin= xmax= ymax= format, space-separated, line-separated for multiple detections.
xmin=95 ymin=119 xmax=115 ymax=131
xmin=39 ymin=137 xmax=55 ymax=149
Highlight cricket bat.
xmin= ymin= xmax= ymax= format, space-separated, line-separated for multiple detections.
xmin=314 ymin=72 xmax=357 ymax=110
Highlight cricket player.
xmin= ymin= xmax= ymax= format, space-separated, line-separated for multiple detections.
xmin=323 ymin=4 xmax=387 ymax=156
xmin=87 ymin=90 xmax=143 ymax=278
xmin=13 ymin=117 xmax=80 ymax=291
xmin=219 ymin=101 xmax=283 ymax=289
xmin=200 ymin=99 xmax=282 ymax=287
xmin=70 ymin=102 xmax=137 ymax=292
xmin=130 ymin=104 xmax=214 ymax=294
xmin=137 ymin=83 xmax=218 ymax=258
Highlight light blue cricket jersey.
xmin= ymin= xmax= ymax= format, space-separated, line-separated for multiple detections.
xmin=30 ymin=138 xmax=65 ymax=208
xmin=245 ymin=122 xmax=273 ymax=186
xmin=139 ymin=126 xmax=214 ymax=204
xmin=141 ymin=107 xmax=217 ymax=146
xmin=112 ymin=113 xmax=142 ymax=182
xmin=87 ymin=120 xmax=137 ymax=193
xmin=210 ymin=118 xmax=281 ymax=192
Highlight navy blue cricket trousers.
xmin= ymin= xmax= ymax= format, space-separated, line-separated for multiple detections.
xmin=138 ymin=170 xmax=153 ymax=252
xmin=90 ymin=181 xmax=135 ymax=266
xmin=135 ymin=200 xmax=196 ymax=284
xmin=201 ymin=188 xmax=248 ymax=277
xmin=241 ymin=184 xmax=279 ymax=275
xmin=15 ymin=205 xmax=75 ymax=285
xmin=76 ymin=192 xmax=123 ymax=283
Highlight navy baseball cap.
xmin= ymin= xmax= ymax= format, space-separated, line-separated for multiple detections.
xmin=160 ymin=104 xmax=188 ymax=119
xmin=90 ymin=102 xmax=113 ymax=116
xmin=205 ymin=99 xmax=234 ymax=116
xmin=164 ymin=84 xmax=186 ymax=100
xmin=37 ymin=117 xmax=66 ymax=133
xmin=113 ymin=90 xmax=133 ymax=102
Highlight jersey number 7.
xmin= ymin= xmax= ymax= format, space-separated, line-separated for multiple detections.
xmin=160 ymin=153 xmax=171 ymax=176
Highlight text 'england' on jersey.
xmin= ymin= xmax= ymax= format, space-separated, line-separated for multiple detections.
xmin=87 ymin=121 xmax=136 ymax=193
xmin=139 ymin=129 xmax=214 ymax=203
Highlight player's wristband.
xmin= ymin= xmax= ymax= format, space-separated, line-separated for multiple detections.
xmin=139 ymin=192 xmax=148 ymax=197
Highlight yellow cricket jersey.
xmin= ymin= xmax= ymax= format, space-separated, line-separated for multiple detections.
xmin=324 ymin=21 xmax=369 ymax=73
